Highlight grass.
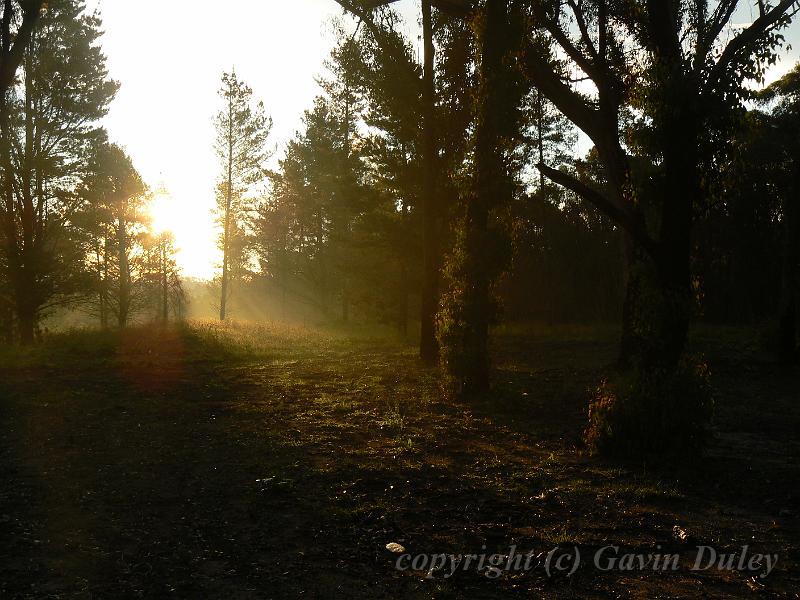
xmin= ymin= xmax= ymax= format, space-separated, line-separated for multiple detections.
xmin=0 ymin=320 xmax=798 ymax=598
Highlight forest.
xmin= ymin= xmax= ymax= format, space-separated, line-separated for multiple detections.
xmin=0 ymin=0 xmax=799 ymax=597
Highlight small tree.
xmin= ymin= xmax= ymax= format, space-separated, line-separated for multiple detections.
xmin=141 ymin=229 xmax=184 ymax=323
xmin=214 ymin=70 xmax=271 ymax=321
xmin=79 ymin=142 xmax=147 ymax=327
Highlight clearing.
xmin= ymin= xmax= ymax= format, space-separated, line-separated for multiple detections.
xmin=0 ymin=321 xmax=797 ymax=598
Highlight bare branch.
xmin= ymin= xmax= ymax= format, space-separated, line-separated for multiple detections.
xmin=537 ymin=162 xmax=658 ymax=257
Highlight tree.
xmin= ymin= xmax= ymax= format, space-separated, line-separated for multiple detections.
xmin=333 ymin=0 xmax=460 ymax=363
xmin=340 ymin=13 xmax=424 ymax=333
xmin=517 ymin=0 xmax=797 ymax=455
xmin=437 ymin=0 xmax=524 ymax=397
xmin=760 ymin=63 xmax=800 ymax=363
xmin=318 ymin=37 xmax=369 ymax=322
xmin=141 ymin=229 xmax=184 ymax=323
xmin=419 ymin=0 xmax=441 ymax=362
xmin=258 ymin=95 xmax=358 ymax=318
xmin=79 ymin=142 xmax=147 ymax=327
xmin=214 ymin=70 xmax=271 ymax=321
xmin=0 ymin=0 xmax=116 ymax=342
xmin=0 ymin=2 xmax=46 ymax=339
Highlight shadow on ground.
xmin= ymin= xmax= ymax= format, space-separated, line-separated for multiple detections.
xmin=0 ymin=321 xmax=797 ymax=598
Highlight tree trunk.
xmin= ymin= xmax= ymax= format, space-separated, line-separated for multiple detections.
xmin=618 ymin=7 xmax=695 ymax=374
xmin=220 ymin=226 xmax=229 ymax=320
xmin=0 ymin=1 xmax=44 ymax=345
xmin=12 ymin=239 xmax=38 ymax=344
xmin=96 ymin=241 xmax=107 ymax=328
xmin=398 ymin=197 xmax=410 ymax=338
xmin=617 ymin=125 xmax=695 ymax=375
xmin=455 ymin=0 xmax=509 ymax=394
xmin=162 ymin=238 xmax=169 ymax=323
xmin=220 ymin=88 xmax=234 ymax=322
xmin=17 ymin=299 xmax=34 ymax=345
xmin=778 ymin=168 xmax=799 ymax=363
xmin=419 ymin=0 xmax=440 ymax=364
xmin=117 ymin=212 xmax=130 ymax=328
xmin=617 ymin=235 xmax=645 ymax=369
xmin=649 ymin=79 xmax=695 ymax=372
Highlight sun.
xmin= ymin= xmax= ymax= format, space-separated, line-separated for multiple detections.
xmin=149 ymin=189 xmax=179 ymax=236
xmin=146 ymin=186 xmax=221 ymax=281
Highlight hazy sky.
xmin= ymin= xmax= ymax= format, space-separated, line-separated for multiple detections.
xmin=90 ymin=1 xmax=800 ymax=280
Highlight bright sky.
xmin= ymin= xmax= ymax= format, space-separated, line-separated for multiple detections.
xmin=91 ymin=1 xmax=799 ymax=280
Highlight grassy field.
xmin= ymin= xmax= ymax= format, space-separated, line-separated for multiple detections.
xmin=0 ymin=321 xmax=798 ymax=598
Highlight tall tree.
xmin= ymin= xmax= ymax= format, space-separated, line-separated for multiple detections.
xmin=437 ymin=0 xmax=523 ymax=396
xmin=520 ymin=0 xmax=796 ymax=454
xmin=141 ymin=229 xmax=183 ymax=324
xmin=214 ymin=70 xmax=271 ymax=321
xmin=332 ymin=0 xmax=471 ymax=363
xmin=0 ymin=0 xmax=116 ymax=342
xmin=0 ymin=0 xmax=44 ymax=341
xmin=760 ymin=64 xmax=800 ymax=363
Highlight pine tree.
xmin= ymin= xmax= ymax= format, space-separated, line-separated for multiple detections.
xmin=214 ymin=70 xmax=271 ymax=321
xmin=78 ymin=142 xmax=147 ymax=327
xmin=0 ymin=0 xmax=117 ymax=342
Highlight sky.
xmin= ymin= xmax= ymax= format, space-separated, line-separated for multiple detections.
xmin=90 ymin=1 xmax=800 ymax=280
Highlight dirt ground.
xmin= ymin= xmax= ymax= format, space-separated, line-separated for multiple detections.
xmin=0 ymin=321 xmax=798 ymax=599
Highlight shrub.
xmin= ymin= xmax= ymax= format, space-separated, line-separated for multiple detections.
xmin=585 ymin=356 xmax=714 ymax=459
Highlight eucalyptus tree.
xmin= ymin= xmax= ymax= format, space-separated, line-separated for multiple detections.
xmin=518 ymin=0 xmax=798 ymax=453
xmin=437 ymin=0 xmax=529 ymax=396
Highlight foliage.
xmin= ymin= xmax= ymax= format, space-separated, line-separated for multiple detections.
xmin=585 ymin=355 xmax=714 ymax=458
xmin=75 ymin=142 xmax=154 ymax=326
xmin=0 ymin=0 xmax=117 ymax=341
xmin=214 ymin=70 xmax=272 ymax=319
xmin=436 ymin=0 xmax=527 ymax=396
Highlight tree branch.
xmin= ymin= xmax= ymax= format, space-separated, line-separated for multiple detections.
xmin=532 ymin=4 xmax=600 ymax=84
xmin=520 ymin=39 xmax=605 ymax=146
xmin=537 ymin=162 xmax=658 ymax=257
xmin=0 ymin=0 xmax=44 ymax=94
xmin=708 ymin=0 xmax=798 ymax=88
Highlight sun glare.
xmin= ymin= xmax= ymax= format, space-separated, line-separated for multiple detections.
xmin=146 ymin=188 xmax=220 ymax=281
xmin=149 ymin=191 xmax=177 ymax=236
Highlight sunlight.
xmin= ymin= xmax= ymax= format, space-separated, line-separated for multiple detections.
xmin=149 ymin=188 xmax=177 ymax=236
xmin=147 ymin=186 xmax=220 ymax=281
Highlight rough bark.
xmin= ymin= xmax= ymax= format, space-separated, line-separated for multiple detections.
xmin=778 ymin=167 xmax=799 ymax=363
xmin=456 ymin=0 xmax=508 ymax=394
xmin=419 ymin=0 xmax=440 ymax=364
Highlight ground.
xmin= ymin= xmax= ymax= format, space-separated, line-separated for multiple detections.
xmin=0 ymin=321 xmax=798 ymax=599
